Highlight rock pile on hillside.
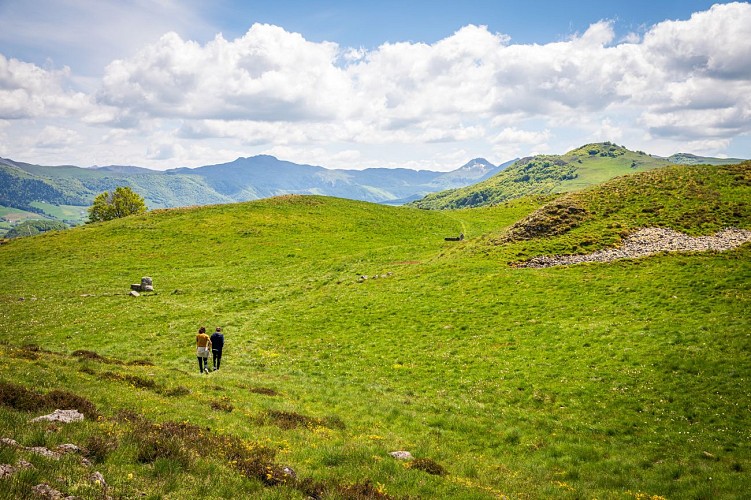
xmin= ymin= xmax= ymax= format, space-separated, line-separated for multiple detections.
xmin=1 ymin=436 xmax=108 ymax=498
xmin=520 ymin=227 xmax=751 ymax=268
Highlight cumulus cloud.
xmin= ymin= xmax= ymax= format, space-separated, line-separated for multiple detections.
xmin=0 ymin=55 xmax=89 ymax=119
xmin=35 ymin=125 xmax=81 ymax=148
xmin=88 ymin=4 xmax=751 ymax=149
xmin=2 ymin=2 xmax=750 ymax=168
xmin=98 ymin=24 xmax=350 ymax=124
xmin=495 ymin=127 xmax=552 ymax=145
xmin=641 ymin=3 xmax=751 ymax=80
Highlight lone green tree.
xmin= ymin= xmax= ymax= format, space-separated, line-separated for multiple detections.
xmin=88 ymin=186 xmax=147 ymax=222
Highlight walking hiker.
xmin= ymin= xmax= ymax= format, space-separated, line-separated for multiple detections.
xmin=196 ymin=327 xmax=212 ymax=374
xmin=210 ymin=327 xmax=225 ymax=371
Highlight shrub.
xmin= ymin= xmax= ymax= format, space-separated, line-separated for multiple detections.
xmin=127 ymin=359 xmax=154 ymax=366
xmin=163 ymin=386 xmax=191 ymax=397
xmin=0 ymin=381 xmax=46 ymax=412
xmin=263 ymin=410 xmax=345 ymax=431
xmin=9 ymin=348 xmax=39 ymax=360
xmin=210 ymin=397 xmax=234 ymax=412
xmin=83 ymin=434 xmax=118 ymax=463
xmin=135 ymin=433 xmax=192 ymax=467
xmin=0 ymin=382 xmax=99 ymax=418
xmin=43 ymin=389 xmax=99 ymax=419
xmin=72 ymin=350 xmax=122 ymax=364
xmin=337 ymin=480 xmax=393 ymax=498
xmin=408 ymin=457 xmax=448 ymax=476
xmin=5 ymin=220 xmax=66 ymax=239
xmin=248 ymin=387 xmax=279 ymax=396
xmin=101 ymin=371 xmax=158 ymax=390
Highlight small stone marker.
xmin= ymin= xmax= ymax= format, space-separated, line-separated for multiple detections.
xmin=130 ymin=277 xmax=154 ymax=293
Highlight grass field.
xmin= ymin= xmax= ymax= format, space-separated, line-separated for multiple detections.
xmin=0 ymin=206 xmax=44 ymax=223
xmin=29 ymin=202 xmax=88 ymax=223
xmin=0 ymin=164 xmax=749 ymax=499
xmin=0 ymin=206 xmax=47 ymax=238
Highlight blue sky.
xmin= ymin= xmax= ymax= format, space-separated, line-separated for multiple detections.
xmin=209 ymin=1 xmax=725 ymax=47
xmin=0 ymin=1 xmax=749 ymax=170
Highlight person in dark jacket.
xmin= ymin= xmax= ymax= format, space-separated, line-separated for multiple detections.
xmin=210 ymin=327 xmax=225 ymax=371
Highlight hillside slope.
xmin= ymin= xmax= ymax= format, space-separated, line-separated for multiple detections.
xmin=412 ymin=142 xmax=691 ymax=210
xmin=0 ymin=157 xmax=229 ymax=212
xmin=1 ymin=166 xmax=750 ymax=498
xmin=668 ymin=152 xmax=746 ymax=165
xmin=480 ymin=161 xmax=751 ymax=264
xmin=0 ymin=155 xmax=506 ymax=222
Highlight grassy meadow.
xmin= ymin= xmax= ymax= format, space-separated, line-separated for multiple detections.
xmin=28 ymin=202 xmax=88 ymax=224
xmin=0 ymin=163 xmax=750 ymax=499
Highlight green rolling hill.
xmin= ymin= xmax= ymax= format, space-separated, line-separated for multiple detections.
xmin=0 ymin=162 xmax=749 ymax=498
xmin=411 ymin=142 xmax=743 ymax=210
xmin=668 ymin=152 xmax=746 ymax=165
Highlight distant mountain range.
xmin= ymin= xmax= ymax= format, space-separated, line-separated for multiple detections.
xmin=0 ymin=144 xmax=745 ymax=227
xmin=0 ymin=155 xmax=514 ymax=223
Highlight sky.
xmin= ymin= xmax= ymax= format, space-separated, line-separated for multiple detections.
xmin=0 ymin=1 xmax=749 ymax=171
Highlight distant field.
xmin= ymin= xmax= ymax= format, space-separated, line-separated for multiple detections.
xmin=0 ymin=206 xmax=44 ymax=222
xmin=29 ymin=201 xmax=88 ymax=223
xmin=0 ymin=206 xmax=45 ymax=237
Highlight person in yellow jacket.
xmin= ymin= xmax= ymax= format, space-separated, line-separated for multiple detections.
xmin=196 ymin=326 xmax=212 ymax=374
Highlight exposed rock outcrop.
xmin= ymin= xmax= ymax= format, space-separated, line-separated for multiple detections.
xmin=519 ymin=227 xmax=751 ymax=268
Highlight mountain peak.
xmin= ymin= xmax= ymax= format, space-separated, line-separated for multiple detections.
xmin=459 ymin=158 xmax=495 ymax=170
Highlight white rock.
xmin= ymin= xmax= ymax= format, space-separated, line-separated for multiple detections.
xmin=389 ymin=450 xmax=413 ymax=460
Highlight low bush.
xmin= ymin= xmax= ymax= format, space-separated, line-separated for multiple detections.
xmin=0 ymin=381 xmax=99 ymax=418
xmin=71 ymin=350 xmax=118 ymax=364
xmin=210 ymin=397 xmax=234 ymax=412
xmin=102 ymin=371 xmax=158 ymax=390
xmin=43 ymin=389 xmax=99 ymax=419
xmin=0 ymin=381 xmax=46 ymax=412
xmin=248 ymin=386 xmax=279 ymax=396
xmin=163 ymin=386 xmax=191 ymax=397
xmin=407 ymin=457 xmax=448 ymax=476
xmin=263 ymin=410 xmax=346 ymax=431
xmin=83 ymin=434 xmax=118 ymax=463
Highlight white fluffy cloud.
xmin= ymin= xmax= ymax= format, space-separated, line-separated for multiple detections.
xmin=1 ymin=2 xmax=750 ymax=168
xmin=98 ymin=25 xmax=349 ymax=123
xmin=0 ymin=55 xmax=89 ymax=119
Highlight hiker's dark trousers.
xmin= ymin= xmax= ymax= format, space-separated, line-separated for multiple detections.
xmin=198 ymin=356 xmax=210 ymax=373
xmin=212 ymin=349 xmax=222 ymax=370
